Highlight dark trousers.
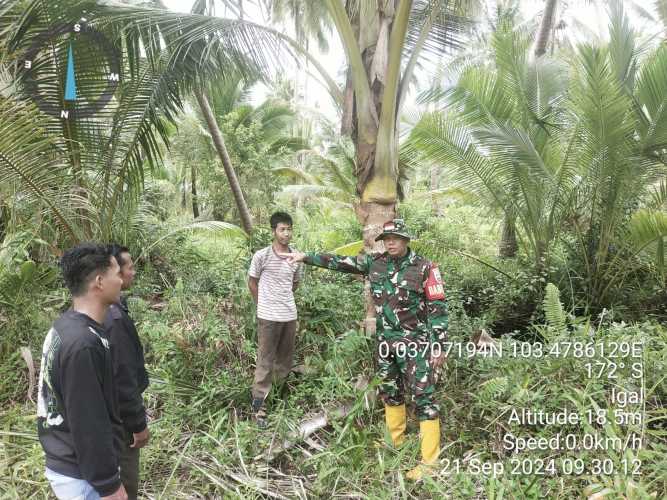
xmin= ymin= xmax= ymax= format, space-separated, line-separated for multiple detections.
xmin=119 ymin=432 xmax=140 ymax=500
xmin=252 ymin=319 xmax=297 ymax=400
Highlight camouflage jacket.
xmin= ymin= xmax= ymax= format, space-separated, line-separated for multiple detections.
xmin=304 ymin=249 xmax=448 ymax=342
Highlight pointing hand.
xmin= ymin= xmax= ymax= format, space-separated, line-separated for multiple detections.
xmin=278 ymin=252 xmax=306 ymax=264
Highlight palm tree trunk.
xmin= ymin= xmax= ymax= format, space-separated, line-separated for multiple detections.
xmin=534 ymin=0 xmax=559 ymax=57
xmin=191 ymin=164 xmax=199 ymax=219
xmin=0 ymin=201 xmax=7 ymax=244
xmin=194 ymin=89 xmax=253 ymax=234
xmin=181 ymin=176 xmax=187 ymax=209
xmin=499 ymin=214 xmax=518 ymax=258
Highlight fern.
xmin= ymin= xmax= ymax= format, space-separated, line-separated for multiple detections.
xmin=543 ymin=282 xmax=567 ymax=337
xmin=477 ymin=376 xmax=508 ymax=405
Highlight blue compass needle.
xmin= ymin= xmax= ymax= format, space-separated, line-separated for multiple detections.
xmin=64 ymin=42 xmax=77 ymax=101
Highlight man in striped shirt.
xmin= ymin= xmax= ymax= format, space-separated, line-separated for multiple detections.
xmin=248 ymin=212 xmax=303 ymax=425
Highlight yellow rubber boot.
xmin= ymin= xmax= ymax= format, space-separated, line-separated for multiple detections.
xmin=406 ymin=419 xmax=440 ymax=481
xmin=384 ymin=404 xmax=406 ymax=447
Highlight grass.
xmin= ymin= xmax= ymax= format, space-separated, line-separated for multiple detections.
xmin=0 ymin=202 xmax=665 ymax=499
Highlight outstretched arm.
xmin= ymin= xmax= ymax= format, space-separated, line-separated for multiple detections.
xmin=281 ymin=252 xmax=371 ymax=275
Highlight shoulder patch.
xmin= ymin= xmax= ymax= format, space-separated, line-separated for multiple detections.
xmin=424 ymin=264 xmax=446 ymax=300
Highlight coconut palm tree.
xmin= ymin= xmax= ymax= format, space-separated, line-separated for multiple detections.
xmin=273 ymin=117 xmax=413 ymax=210
xmin=185 ymin=0 xmax=336 ymax=233
xmin=267 ymin=0 xmax=333 ymax=52
xmin=195 ymin=90 xmax=255 ymax=232
xmin=319 ymin=0 xmax=478 ymax=251
xmin=171 ymin=74 xmax=308 ymax=221
xmin=0 ymin=0 xmax=302 ymax=247
xmin=498 ymin=0 xmax=559 ymax=257
xmin=266 ymin=0 xmax=334 ymax=131
xmin=261 ymin=0 xmax=479 ymax=248
xmin=534 ymin=0 xmax=559 ymax=57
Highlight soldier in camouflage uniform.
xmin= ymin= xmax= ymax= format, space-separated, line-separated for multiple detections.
xmin=281 ymin=219 xmax=447 ymax=480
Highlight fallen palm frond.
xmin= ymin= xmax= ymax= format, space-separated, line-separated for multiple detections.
xmin=185 ymin=452 xmax=306 ymax=500
xmin=259 ymin=376 xmax=371 ymax=462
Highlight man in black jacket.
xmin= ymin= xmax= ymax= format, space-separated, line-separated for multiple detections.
xmin=104 ymin=245 xmax=149 ymax=500
xmin=38 ymin=243 xmax=127 ymax=500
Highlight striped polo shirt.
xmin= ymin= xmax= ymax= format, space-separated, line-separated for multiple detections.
xmin=249 ymin=245 xmax=304 ymax=322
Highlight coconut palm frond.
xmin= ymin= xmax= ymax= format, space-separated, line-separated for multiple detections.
xmin=0 ymin=96 xmax=80 ymax=244
xmin=143 ymin=220 xmax=247 ymax=257
xmin=272 ymin=166 xmax=321 ymax=185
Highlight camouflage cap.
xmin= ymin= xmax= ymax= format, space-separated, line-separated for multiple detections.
xmin=375 ymin=218 xmax=412 ymax=241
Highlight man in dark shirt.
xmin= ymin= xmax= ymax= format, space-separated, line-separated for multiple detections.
xmin=37 ymin=243 xmax=127 ymax=500
xmin=104 ymin=245 xmax=149 ymax=500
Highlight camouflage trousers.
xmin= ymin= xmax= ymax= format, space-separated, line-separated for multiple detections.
xmin=376 ymin=330 xmax=439 ymax=421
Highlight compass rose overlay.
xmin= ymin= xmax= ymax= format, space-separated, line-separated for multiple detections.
xmin=22 ymin=22 xmax=121 ymax=119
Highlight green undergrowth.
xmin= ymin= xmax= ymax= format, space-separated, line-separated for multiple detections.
xmin=1 ymin=204 xmax=665 ymax=498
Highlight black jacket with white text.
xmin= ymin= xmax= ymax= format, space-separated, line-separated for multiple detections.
xmin=37 ymin=310 xmax=123 ymax=496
